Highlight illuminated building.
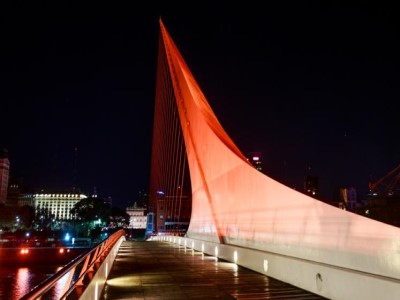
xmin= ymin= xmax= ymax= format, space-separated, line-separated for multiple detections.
xmin=126 ymin=203 xmax=147 ymax=229
xmin=0 ymin=149 xmax=10 ymax=204
xmin=21 ymin=189 xmax=87 ymax=220
xmin=247 ymin=152 xmax=263 ymax=172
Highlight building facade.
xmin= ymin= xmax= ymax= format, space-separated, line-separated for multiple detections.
xmin=156 ymin=195 xmax=191 ymax=235
xmin=22 ymin=190 xmax=87 ymax=220
xmin=0 ymin=149 xmax=10 ymax=204
xmin=340 ymin=187 xmax=358 ymax=211
xmin=126 ymin=203 xmax=147 ymax=229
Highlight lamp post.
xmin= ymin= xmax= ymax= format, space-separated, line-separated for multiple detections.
xmin=15 ymin=216 xmax=20 ymax=231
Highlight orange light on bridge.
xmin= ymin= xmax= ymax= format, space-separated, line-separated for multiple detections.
xmin=59 ymin=248 xmax=65 ymax=254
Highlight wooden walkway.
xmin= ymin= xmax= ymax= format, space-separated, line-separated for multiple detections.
xmin=100 ymin=240 xmax=329 ymax=299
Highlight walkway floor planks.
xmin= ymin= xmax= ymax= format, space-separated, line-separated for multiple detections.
xmin=100 ymin=240 xmax=329 ymax=300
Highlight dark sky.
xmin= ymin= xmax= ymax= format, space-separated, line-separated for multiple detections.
xmin=1 ymin=2 xmax=399 ymax=208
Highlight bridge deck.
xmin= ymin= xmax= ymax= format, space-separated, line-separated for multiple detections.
xmin=100 ymin=240 xmax=328 ymax=299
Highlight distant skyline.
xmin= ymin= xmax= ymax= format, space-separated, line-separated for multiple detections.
xmin=1 ymin=2 xmax=399 ymax=208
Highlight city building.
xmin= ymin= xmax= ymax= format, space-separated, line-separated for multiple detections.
xmin=356 ymin=189 xmax=400 ymax=228
xmin=156 ymin=194 xmax=191 ymax=235
xmin=6 ymin=177 xmax=25 ymax=207
xmin=354 ymin=163 xmax=400 ymax=226
xmin=247 ymin=152 xmax=263 ymax=172
xmin=126 ymin=202 xmax=147 ymax=229
xmin=0 ymin=149 xmax=10 ymax=204
xmin=340 ymin=187 xmax=358 ymax=211
xmin=22 ymin=189 xmax=87 ymax=221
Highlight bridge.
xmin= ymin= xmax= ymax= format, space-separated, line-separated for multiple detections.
xmin=21 ymin=19 xmax=400 ymax=300
xmin=145 ymin=19 xmax=400 ymax=299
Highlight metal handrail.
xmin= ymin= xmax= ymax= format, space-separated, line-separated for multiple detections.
xmin=19 ymin=229 xmax=125 ymax=300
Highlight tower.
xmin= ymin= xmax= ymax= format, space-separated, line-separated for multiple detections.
xmin=0 ymin=149 xmax=10 ymax=204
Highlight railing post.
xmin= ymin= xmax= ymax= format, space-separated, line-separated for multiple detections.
xmin=75 ymin=252 xmax=92 ymax=286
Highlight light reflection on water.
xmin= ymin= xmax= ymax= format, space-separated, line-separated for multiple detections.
xmin=16 ymin=268 xmax=31 ymax=298
xmin=0 ymin=264 xmax=63 ymax=299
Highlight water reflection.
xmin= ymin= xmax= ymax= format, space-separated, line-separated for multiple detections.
xmin=0 ymin=265 xmax=62 ymax=299
xmin=53 ymin=266 xmax=72 ymax=298
xmin=16 ymin=268 xmax=31 ymax=298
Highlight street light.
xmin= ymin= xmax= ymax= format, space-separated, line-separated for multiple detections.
xmin=15 ymin=216 xmax=20 ymax=230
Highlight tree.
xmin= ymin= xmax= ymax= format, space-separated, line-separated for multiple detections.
xmin=109 ymin=207 xmax=130 ymax=228
xmin=70 ymin=196 xmax=111 ymax=237
xmin=17 ymin=205 xmax=35 ymax=229
xmin=71 ymin=196 xmax=111 ymax=222
xmin=34 ymin=205 xmax=53 ymax=230
xmin=0 ymin=203 xmax=17 ymax=231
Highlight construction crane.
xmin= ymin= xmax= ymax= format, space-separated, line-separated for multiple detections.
xmin=368 ymin=163 xmax=400 ymax=196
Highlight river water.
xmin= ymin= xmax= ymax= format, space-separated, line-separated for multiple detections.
xmin=0 ymin=264 xmax=65 ymax=299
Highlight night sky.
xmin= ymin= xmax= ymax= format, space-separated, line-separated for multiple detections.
xmin=1 ymin=2 xmax=399 ymax=209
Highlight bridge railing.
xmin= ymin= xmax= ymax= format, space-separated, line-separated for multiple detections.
xmin=20 ymin=229 xmax=126 ymax=300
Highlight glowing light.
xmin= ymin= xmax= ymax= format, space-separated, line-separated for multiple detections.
xmin=233 ymin=251 xmax=238 ymax=263
xmin=263 ymin=259 xmax=269 ymax=272
xmin=214 ymin=246 xmax=219 ymax=257
xmin=16 ymin=268 xmax=30 ymax=297
xmin=59 ymin=248 xmax=65 ymax=254
xmin=20 ymin=248 xmax=29 ymax=255
xmin=253 ymin=156 xmax=259 ymax=161
xmin=106 ymin=275 xmax=141 ymax=287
